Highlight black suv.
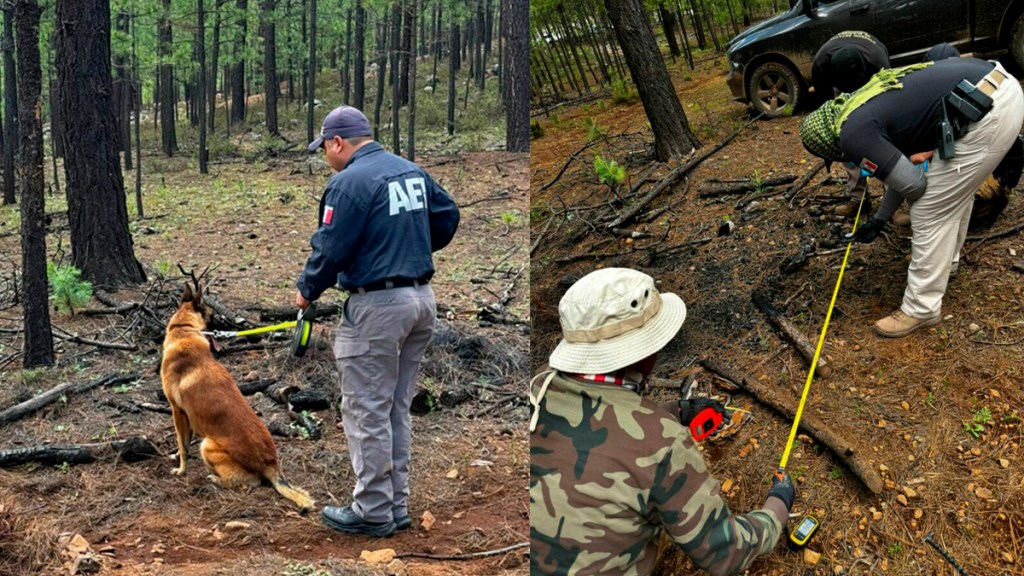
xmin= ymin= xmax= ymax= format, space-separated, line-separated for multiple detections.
xmin=725 ymin=0 xmax=1024 ymax=117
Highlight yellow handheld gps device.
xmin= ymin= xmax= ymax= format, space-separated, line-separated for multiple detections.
xmin=789 ymin=515 xmax=819 ymax=547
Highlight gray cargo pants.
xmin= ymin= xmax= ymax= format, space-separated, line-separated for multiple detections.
xmin=333 ymin=283 xmax=435 ymax=523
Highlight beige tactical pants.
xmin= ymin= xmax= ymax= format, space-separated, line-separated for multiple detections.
xmin=903 ymin=62 xmax=1024 ymax=318
xmin=334 ymin=284 xmax=436 ymax=523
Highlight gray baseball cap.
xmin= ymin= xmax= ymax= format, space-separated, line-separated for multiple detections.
xmin=308 ymin=106 xmax=372 ymax=152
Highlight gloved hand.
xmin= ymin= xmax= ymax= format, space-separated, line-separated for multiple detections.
xmin=847 ymin=217 xmax=885 ymax=244
xmin=677 ymin=398 xmax=727 ymax=428
xmin=768 ymin=472 xmax=796 ymax=512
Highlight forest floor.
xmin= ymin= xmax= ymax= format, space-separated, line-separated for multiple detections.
xmin=531 ymin=53 xmax=1023 ymax=575
xmin=0 ymin=110 xmax=529 ymax=574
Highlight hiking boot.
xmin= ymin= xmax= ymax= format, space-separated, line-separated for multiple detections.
xmin=892 ymin=210 xmax=911 ymax=227
xmin=394 ymin=514 xmax=412 ymax=530
xmin=873 ymin=310 xmax=940 ymax=338
xmin=322 ymin=505 xmax=396 ymax=538
xmin=834 ymin=198 xmax=870 ymax=218
xmin=949 ymin=262 xmax=959 ymax=277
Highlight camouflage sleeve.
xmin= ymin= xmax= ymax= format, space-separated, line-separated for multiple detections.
xmin=646 ymin=414 xmax=787 ymax=576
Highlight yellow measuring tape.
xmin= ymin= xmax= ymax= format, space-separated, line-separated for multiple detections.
xmin=778 ymin=182 xmax=868 ymax=473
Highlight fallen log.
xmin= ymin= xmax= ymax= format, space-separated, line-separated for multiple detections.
xmin=103 ymin=398 xmax=172 ymax=415
xmin=784 ymin=159 xmax=827 ymax=203
xmin=751 ymin=292 xmax=832 ymax=378
xmin=0 ymin=436 xmax=159 ymax=468
xmin=700 ymin=360 xmax=883 ymax=494
xmin=697 ymin=175 xmax=796 ymax=199
xmin=0 ymin=372 xmax=139 ymax=428
xmin=606 ymin=113 xmax=764 ymax=229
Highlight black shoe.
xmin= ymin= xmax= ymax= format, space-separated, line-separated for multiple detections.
xmin=394 ymin=514 xmax=412 ymax=530
xmin=322 ymin=505 xmax=396 ymax=538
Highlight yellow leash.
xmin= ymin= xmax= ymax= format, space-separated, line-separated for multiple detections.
xmin=777 ymin=179 xmax=868 ymax=475
xmin=205 ymin=320 xmax=297 ymax=339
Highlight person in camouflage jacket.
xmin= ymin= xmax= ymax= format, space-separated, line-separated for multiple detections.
xmin=530 ymin=268 xmax=795 ymax=576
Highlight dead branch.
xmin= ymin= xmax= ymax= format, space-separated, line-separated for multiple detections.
xmin=963 ymin=220 xmax=1024 ymax=258
xmin=538 ymin=139 xmax=602 ymax=193
xmin=606 ymin=113 xmax=764 ymax=229
xmin=458 ymin=189 xmax=513 ymax=208
xmin=699 ymin=360 xmax=883 ymax=494
xmin=784 ymin=160 xmax=827 ymax=203
xmin=236 ymin=378 xmax=278 ymax=396
xmin=0 ymin=436 xmax=159 ymax=468
xmin=81 ymin=302 xmax=140 ymax=316
xmin=0 ymin=372 xmax=139 ymax=429
xmin=640 ymin=237 xmax=714 ymax=266
xmin=751 ymin=292 xmax=832 ymax=378
xmin=396 ymin=542 xmax=529 ymax=560
xmin=102 ymin=398 xmax=172 ymax=415
xmin=697 ymin=175 xmax=796 ymax=199
xmin=52 ymin=327 xmax=137 ymax=351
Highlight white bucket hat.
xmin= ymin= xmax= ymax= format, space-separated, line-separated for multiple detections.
xmin=548 ymin=268 xmax=687 ymax=374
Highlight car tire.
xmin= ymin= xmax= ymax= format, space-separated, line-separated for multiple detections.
xmin=1012 ymin=14 xmax=1024 ymax=73
xmin=747 ymin=61 xmax=803 ymax=118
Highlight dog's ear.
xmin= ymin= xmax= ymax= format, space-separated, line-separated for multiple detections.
xmin=182 ymin=283 xmax=194 ymax=303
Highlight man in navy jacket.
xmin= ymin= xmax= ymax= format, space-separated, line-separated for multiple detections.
xmin=297 ymin=106 xmax=459 ymax=536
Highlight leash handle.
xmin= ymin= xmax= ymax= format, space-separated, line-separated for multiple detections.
xmin=778 ymin=183 xmax=867 ymax=471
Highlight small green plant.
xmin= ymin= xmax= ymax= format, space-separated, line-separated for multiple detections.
xmin=530 ymin=120 xmax=544 ymax=139
xmin=583 ymin=117 xmax=608 ymax=141
xmin=611 ymin=74 xmax=638 ymax=104
xmin=887 ymin=542 xmax=903 ymax=556
xmin=501 ymin=211 xmax=521 ymax=226
xmin=750 ymin=170 xmax=768 ymax=194
xmin=114 ymin=383 xmax=133 ymax=394
xmin=106 ymin=424 xmax=118 ymax=439
xmin=155 ymin=259 xmax=173 ymax=276
xmin=58 ymin=461 xmax=70 ymax=474
xmin=1002 ymin=411 xmax=1020 ymax=424
xmin=549 ymin=113 xmax=561 ymax=127
xmin=47 ymin=262 xmax=92 ymax=315
xmin=53 ymin=423 xmax=67 ymax=433
xmin=594 ymin=155 xmax=626 ymax=187
xmin=829 ymin=467 xmax=842 ymax=480
xmin=17 ymin=368 xmax=44 ymax=386
xmin=964 ymin=406 xmax=993 ymax=438
xmin=683 ymin=74 xmax=692 ymax=81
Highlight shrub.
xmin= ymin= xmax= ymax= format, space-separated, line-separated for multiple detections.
xmin=594 ymin=155 xmax=625 ymax=187
xmin=47 ymin=262 xmax=92 ymax=315
xmin=611 ymin=75 xmax=638 ymax=104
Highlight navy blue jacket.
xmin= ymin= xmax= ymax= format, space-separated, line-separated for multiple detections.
xmin=297 ymin=142 xmax=460 ymax=300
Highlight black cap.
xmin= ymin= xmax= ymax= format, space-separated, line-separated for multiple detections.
xmin=308 ymin=106 xmax=372 ymax=152
xmin=831 ymin=47 xmax=868 ymax=93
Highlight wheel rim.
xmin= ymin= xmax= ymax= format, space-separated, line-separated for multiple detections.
xmin=755 ymin=72 xmax=791 ymax=112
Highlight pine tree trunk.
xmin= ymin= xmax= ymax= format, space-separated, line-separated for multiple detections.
xmin=132 ymin=9 xmax=143 ymax=219
xmin=198 ymin=0 xmax=208 ymax=174
xmin=407 ymin=0 xmax=416 ymax=161
xmin=447 ymin=9 xmax=455 ymax=136
xmin=399 ymin=1 xmax=412 ymax=106
xmin=687 ymin=0 xmax=705 ymax=49
xmin=372 ymin=14 xmax=388 ymax=141
xmin=158 ymin=0 xmax=176 ymax=156
xmin=231 ymin=0 xmax=247 ymax=123
xmin=262 ymin=0 xmax=279 ymax=136
xmin=391 ymin=2 xmax=401 ymax=153
xmin=579 ymin=8 xmax=610 ymax=84
xmin=503 ymin=0 xmax=527 ymax=152
xmin=430 ymin=3 xmax=440 ymax=92
xmin=56 ymin=0 xmax=146 ymax=287
xmin=604 ymin=0 xmax=700 ymax=161
xmin=114 ymin=11 xmax=132 ymax=170
xmin=342 ymin=6 xmax=351 ymax=104
xmin=659 ymin=3 xmax=680 ymax=57
xmin=16 ymin=0 xmax=53 ymax=368
xmin=675 ymin=0 xmax=693 ymax=69
xmin=556 ymin=5 xmax=588 ymax=93
xmin=306 ymin=0 xmax=315 ymax=143
xmin=209 ymin=0 xmax=223 ymax=133
xmin=483 ymin=0 xmax=493 ymax=62
xmin=475 ymin=0 xmax=485 ymax=90
xmin=353 ymin=0 xmax=365 ymax=110
xmin=2 ymin=5 xmax=17 ymax=205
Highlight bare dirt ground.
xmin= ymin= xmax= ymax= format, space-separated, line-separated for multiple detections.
xmin=0 ymin=140 xmax=529 ymax=575
xmin=531 ymin=54 xmax=1023 ymax=575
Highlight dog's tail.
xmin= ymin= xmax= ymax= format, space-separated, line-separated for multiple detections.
xmin=266 ymin=467 xmax=314 ymax=513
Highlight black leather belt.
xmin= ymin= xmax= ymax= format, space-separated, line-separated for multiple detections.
xmin=354 ymin=276 xmax=430 ymax=294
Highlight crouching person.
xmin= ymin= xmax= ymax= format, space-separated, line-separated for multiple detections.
xmin=530 ymin=268 xmax=795 ymax=576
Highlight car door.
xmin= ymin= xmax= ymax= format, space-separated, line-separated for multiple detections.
xmin=868 ymin=0 xmax=969 ymax=63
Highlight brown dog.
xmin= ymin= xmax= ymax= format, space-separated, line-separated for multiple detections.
xmin=161 ymin=282 xmax=313 ymax=512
